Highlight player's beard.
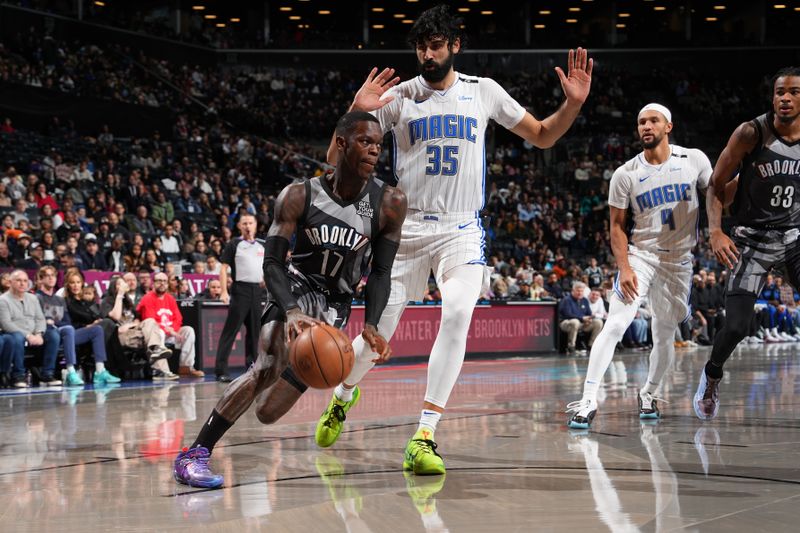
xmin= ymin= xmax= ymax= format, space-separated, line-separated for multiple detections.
xmin=418 ymin=50 xmax=455 ymax=83
xmin=776 ymin=110 xmax=800 ymax=124
xmin=641 ymin=132 xmax=663 ymax=150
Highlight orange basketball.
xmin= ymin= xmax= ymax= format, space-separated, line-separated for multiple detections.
xmin=288 ymin=323 xmax=355 ymax=389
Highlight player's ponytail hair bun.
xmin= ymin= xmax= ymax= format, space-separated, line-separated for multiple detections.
xmin=406 ymin=4 xmax=467 ymax=50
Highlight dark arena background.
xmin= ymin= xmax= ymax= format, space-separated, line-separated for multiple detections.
xmin=2 ymin=1 xmax=800 ymax=531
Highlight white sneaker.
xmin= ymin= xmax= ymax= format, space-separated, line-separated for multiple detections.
xmin=765 ymin=330 xmax=781 ymax=342
xmin=750 ymin=336 xmax=764 ymax=344
xmin=685 ymin=340 xmax=699 ymax=347
xmin=779 ymin=331 xmax=794 ymax=342
xmin=566 ymin=398 xmax=598 ymax=429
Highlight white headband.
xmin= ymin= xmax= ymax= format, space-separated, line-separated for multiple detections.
xmin=638 ymin=103 xmax=672 ymax=123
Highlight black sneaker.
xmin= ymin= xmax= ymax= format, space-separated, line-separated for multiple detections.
xmin=149 ymin=346 xmax=173 ymax=361
xmin=40 ymin=374 xmax=63 ymax=386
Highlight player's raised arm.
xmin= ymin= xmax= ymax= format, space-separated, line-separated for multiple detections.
xmin=263 ymin=182 xmax=320 ymax=339
xmin=326 ymin=67 xmax=400 ymax=166
xmin=510 ymin=47 xmax=593 ymax=148
xmin=707 ymin=121 xmax=758 ymax=269
xmin=362 ymin=186 xmax=408 ymax=364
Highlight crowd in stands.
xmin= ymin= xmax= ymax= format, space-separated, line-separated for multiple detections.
xmin=0 ymin=29 xmax=791 ymax=389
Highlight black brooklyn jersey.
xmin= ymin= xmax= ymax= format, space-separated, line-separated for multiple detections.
xmin=290 ymin=176 xmax=386 ymax=301
xmin=733 ymin=112 xmax=800 ymax=228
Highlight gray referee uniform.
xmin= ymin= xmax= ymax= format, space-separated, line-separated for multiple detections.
xmin=214 ymin=237 xmax=266 ymax=376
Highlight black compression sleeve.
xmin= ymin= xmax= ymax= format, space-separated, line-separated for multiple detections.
xmin=364 ymin=237 xmax=400 ymax=329
xmin=263 ymin=236 xmax=299 ymax=313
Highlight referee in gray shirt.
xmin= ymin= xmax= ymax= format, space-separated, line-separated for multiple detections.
xmin=214 ymin=214 xmax=265 ymax=382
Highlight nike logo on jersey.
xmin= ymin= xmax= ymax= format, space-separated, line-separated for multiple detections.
xmin=681 ymin=260 xmax=691 ymax=265
xmin=457 ymin=221 xmax=474 ymax=229
xmin=414 ymin=98 xmax=428 ymax=104
xmin=639 ymin=175 xmax=652 ymax=183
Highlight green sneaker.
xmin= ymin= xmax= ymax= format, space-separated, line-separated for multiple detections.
xmin=315 ymin=386 xmax=361 ymax=448
xmin=93 ymin=369 xmax=121 ymax=385
xmin=403 ymin=471 xmax=446 ymax=515
xmin=403 ymin=428 xmax=446 ymax=475
xmin=64 ymin=371 xmax=84 ymax=387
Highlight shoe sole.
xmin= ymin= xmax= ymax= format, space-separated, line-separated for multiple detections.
xmin=173 ymin=472 xmax=223 ymax=489
xmin=639 ymin=411 xmax=660 ymax=420
xmin=692 ymin=390 xmax=717 ymax=420
xmin=567 ymin=409 xmax=596 ymax=430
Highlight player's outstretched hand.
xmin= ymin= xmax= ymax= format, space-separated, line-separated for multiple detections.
xmin=618 ymin=266 xmax=639 ymax=302
xmin=709 ymin=229 xmax=739 ymax=270
xmin=352 ymin=67 xmax=401 ymax=112
xmin=285 ymin=309 xmax=321 ymax=342
xmin=555 ymin=47 xmax=593 ymax=105
xmin=362 ymin=324 xmax=392 ymax=364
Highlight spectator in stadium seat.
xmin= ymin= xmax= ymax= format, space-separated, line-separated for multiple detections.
xmin=34 ymin=183 xmax=58 ymax=211
xmin=544 ymin=272 xmax=564 ymax=300
xmin=0 ymin=270 xmax=61 ymax=385
xmin=129 ymin=205 xmax=155 ymax=235
xmin=79 ymin=234 xmax=108 ymax=271
xmin=105 ymin=236 xmax=126 ymax=272
xmin=0 ymin=241 xmax=14 ymax=268
xmin=195 ymin=279 xmax=222 ymax=301
xmin=17 ymin=242 xmax=44 ymax=270
xmin=558 ymin=281 xmax=603 ymax=355
xmin=35 ymin=266 xmax=119 ymax=386
xmin=124 ymin=243 xmax=145 ymax=272
xmin=205 ymin=255 xmax=221 ymax=276
xmin=151 ymin=192 xmax=174 ymax=226
xmin=176 ymin=188 xmax=201 ymax=213
xmin=160 ymin=224 xmax=181 ymax=256
xmin=137 ymin=273 xmax=203 ymax=378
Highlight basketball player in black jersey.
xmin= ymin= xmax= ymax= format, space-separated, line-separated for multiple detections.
xmin=695 ymin=67 xmax=800 ymax=420
xmin=173 ymin=111 xmax=408 ymax=488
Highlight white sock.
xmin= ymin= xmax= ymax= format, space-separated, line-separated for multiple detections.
xmin=583 ymin=297 xmax=639 ymax=401
xmin=66 ymin=364 xmax=75 ymax=373
xmin=95 ymin=362 xmax=105 ymax=373
xmin=334 ymin=383 xmax=354 ymax=402
xmin=418 ymin=409 xmax=441 ymax=433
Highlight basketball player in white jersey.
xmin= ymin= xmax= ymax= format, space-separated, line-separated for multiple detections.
xmin=314 ymin=4 xmax=593 ymax=474
xmin=566 ymin=103 xmax=712 ymax=429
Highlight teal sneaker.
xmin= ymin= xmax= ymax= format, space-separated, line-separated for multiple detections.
xmin=315 ymin=386 xmax=361 ymax=448
xmin=64 ymin=371 xmax=84 ymax=387
xmin=93 ymin=369 xmax=121 ymax=385
xmin=403 ymin=428 xmax=446 ymax=475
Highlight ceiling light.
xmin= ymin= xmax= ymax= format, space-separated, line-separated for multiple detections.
xmin=458 ymin=8 xmax=470 ymax=12
xmin=539 ymin=10 xmax=551 ymax=15
xmin=318 ymin=10 xmax=331 ymax=15
xmin=774 ymin=4 xmax=787 ymax=8
xmin=371 ymin=7 xmax=384 ymax=12
xmin=401 ymin=19 xmax=413 ymax=24
xmin=373 ymin=24 xmax=385 ymax=29
xmin=654 ymin=6 xmax=666 ymax=11
xmin=289 ymin=15 xmax=301 ymax=20
xmin=406 ymin=0 xmax=419 ymax=3
xmin=534 ymin=24 xmax=546 ymax=29
xmin=279 ymin=7 xmax=292 ymax=12
xmin=94 ymin=1 xmax=105 ymax=5
xmin=191 ymin=5 xmax=205 ymax=10
xmin=618 ymin=13 xmax=630 ymax=17
xmin=566 ymin=18 xmax=578 ymax=23
xmin=468 ymin=0 xmax=480 ymax=2
xmin=569 ymin=7 xmax=581 ymax=12
xmin=204 ymin=14 xmax=216 ymax=19
xmin=616 ymin=23 xmax=626 ymax=28
xmin=481 ymin=10 xmax=493 ymax=15
xmin=230 ymin=18 xmax=240 ymax=22
xmin=705 ymin=16 xmax=718 ymax=21
xmin=215 ymin=23 xmax=225 ymax=27
xmin=713 ymin=5 xmax=726 ymax=9
xmin=393 ymin=14 xmax=406 ymax=18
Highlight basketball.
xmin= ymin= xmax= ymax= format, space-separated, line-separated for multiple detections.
xmin=289 ymin=324 xmax=355 ymax=389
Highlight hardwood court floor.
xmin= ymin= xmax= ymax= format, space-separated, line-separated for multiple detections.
xmin=2 ymin=342 xmax=800 ymax=532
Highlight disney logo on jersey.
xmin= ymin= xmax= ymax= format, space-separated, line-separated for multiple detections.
xmin=304 ymin=224 xmax=369 ymax=252
xmin=408 ymin=114 xmax=478 ymax=146
xmin=635 ymin=182 xmax=692 ymax=212
xmin=355 ymin=199 xmax=374 ymax=218
xmin=755 ymin=157 xmax=800 ymax=180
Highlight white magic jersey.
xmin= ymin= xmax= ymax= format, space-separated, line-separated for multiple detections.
xmin=373 ymin=72 xmax=526 ymax=212
xmin=608 ymin=144 xmax=712 ymax=260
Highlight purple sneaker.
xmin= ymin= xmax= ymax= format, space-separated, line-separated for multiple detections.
xmin=174 ymin=447 xmax=224 ymax=488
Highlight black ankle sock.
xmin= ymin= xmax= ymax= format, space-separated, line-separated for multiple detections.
xmin=191 ymin=409 xmax=233 ymax=453
xmin=705 ymin=360 xmax=724 ymax=380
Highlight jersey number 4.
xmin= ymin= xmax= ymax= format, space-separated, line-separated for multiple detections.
xmin=425 ymin=145 xmax=459 ymax=176
xmin=770 ymin=185 xmax=794 ymax=208
xmin=661 ymin=208 xmax=675 ymax=230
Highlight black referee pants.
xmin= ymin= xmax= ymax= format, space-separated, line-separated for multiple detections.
xmin=214 ymin=281 xmax=262 ymax=375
